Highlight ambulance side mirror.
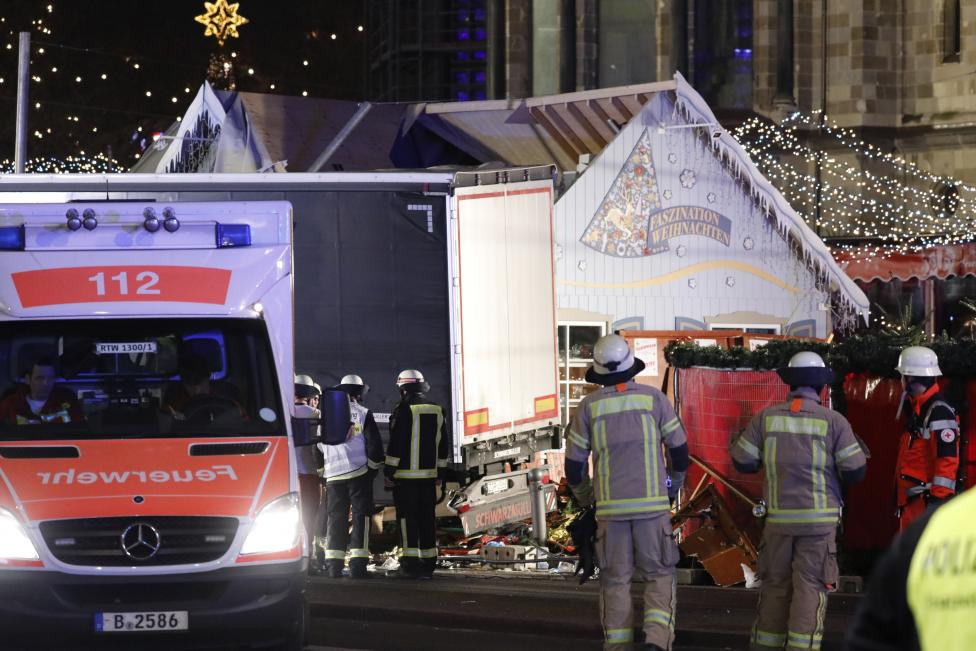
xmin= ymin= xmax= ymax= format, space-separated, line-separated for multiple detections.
xmin=291 ymin=389 xmax=351 ymax=447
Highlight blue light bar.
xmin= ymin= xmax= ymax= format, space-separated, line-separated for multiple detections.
xmin=215 ymin=223 xmax=251 ymax=248
xmin=0 ymin=225 xmax=25 ymax=251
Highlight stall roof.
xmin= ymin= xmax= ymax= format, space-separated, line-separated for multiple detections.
xmin=398 ymin=81 xmax=675 ymax=172
xmin=835 ymin=243 xmax=976 ymax=282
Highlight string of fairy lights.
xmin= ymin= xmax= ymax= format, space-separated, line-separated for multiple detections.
xmin=0 ymin=2 xmax=366 ymax=166
xmin=733 ymin=111 xmax=975 ymax=262
xmin=0 ymin=153 xmax=121 ymax=173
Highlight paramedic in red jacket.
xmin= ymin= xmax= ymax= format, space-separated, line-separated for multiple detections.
xmin=894 ymin=346 xmax=959 ymax=532
xmin=0 ymin=355 xmax=83 ymax=425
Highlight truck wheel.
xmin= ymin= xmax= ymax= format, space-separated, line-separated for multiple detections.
xmin=283 ymin=594 xmax=309 ymax=651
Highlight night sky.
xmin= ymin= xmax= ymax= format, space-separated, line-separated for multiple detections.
xmin=0 ymin=1 xmax=365 ymax=169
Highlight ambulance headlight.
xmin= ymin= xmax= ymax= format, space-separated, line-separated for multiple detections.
xmin=0 ymin=507 xmax=39 ymax=561
xmin=240 ymin=493 xmax=301 ymax=556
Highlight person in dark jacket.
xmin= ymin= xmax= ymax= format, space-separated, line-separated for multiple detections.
xmin=384 ymin=369 xmax=449 ymax=579
xmin=846 ymin=486 xmax=976 ymax=650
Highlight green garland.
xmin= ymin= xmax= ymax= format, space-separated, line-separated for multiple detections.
xmin=663 ymin=333 xmax=976 ymax=415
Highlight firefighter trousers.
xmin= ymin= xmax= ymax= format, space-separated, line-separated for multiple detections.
xmin=298 ymin=473 xmax=321 ymax=553
xmin=393 ymin=479 xmax=437 ymax=576
xmin=596 ymin=515 xmax=678 ymax=650
xmin=750 ymin=528 xmax=838 ymax=650
xmin=324 ymin=471 xmax=374 ymax=571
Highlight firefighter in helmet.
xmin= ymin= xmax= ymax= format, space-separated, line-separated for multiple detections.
xmin=293 ymin=374 xmax=322 ymax=558
xmin=564 ymin=334 xmax=689 ymax=650
xmin=384 ymin=370 xmax=449 ymax=579
xmin=894 ymin=346 xmax=959 ymax=531
xmin=320 ymin=374 xmax=384 ymax=578
xmin=731 ymin=351 xmax=867 ymax=651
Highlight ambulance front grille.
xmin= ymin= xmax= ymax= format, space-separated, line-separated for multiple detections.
xmin=39 ymin=516 xmax=239 ymax=566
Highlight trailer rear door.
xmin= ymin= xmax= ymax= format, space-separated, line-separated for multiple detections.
xmin=450 ymin=179 xmax=558 ymax=457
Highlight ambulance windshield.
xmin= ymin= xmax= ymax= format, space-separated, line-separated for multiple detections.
xmin=0 ymin=318 xmax=285 ymax=439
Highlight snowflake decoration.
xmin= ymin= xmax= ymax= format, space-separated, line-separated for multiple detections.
xmin=726 ymin=276 xmax=736 ymax=288
xmin=679 ymin=169 xmax=696 ymax=189
xmin=555 ymin=243 xmax=563 ymax=261
xmin=675 ymin=245 xmax=687 ymax=258
xmin=687 ymin=278 xmax=697 ymax=289
xmin=663 ymin=189 xmax=672 ymax=200
xmin=667 ymin=152 xmax=678 ymax=164
xmin=577 ymin=259 xmax=586 ymax=271
xmin=707 ymin=192 xmax=716 ymax=203
xmin=743 ymin=236 xmax=755 ymax=251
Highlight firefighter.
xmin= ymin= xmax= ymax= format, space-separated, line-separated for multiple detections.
xmin=847 ymin=479 xmax=976 ymax=650
xmin=894 ymin=346 xmax=959 ymax=532
xmin=321 ymin=374 xmax=384 ymax=579
xmin=564 ymin=334 xmax=689 ymax=650
xmin=293 ymin=374 xmax=323 ymax=562
xmin=731 ymin=351 xmax=867 ymax=651
xmin=0 ymin=354 xmax=83 ymax=424
xmin=385 ymin=369 xmax=448 ymax=579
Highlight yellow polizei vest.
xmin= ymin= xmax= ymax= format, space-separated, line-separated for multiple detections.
xmin=907 ymin=489 xmax=976 ymax=649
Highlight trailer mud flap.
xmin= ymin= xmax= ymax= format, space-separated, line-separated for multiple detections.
xmin=458 ymin=483 xmax=557 ymax=535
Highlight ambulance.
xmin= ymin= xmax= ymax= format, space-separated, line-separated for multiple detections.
xmin=0 ymin=201 xmax=314 ymax=649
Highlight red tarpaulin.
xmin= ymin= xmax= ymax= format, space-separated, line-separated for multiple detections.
xmin=834 ymin=243 xmax=976 ymax=282
xmin=677 ymin=368 xmax=826 ymax=535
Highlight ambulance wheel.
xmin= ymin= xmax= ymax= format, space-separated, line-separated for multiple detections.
xmin=284 ymin=594 xmax=309 ymax=651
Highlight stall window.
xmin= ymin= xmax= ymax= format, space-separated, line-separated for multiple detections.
xmin=556 ymin=321 xmax=607 ymax=426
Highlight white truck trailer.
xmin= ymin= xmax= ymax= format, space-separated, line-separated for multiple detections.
xmin=0 ymin=167 xmax=561 ymax=536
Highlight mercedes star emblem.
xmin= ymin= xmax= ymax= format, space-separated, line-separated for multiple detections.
xmin=120 ymin=522 xmax=162 ymax=560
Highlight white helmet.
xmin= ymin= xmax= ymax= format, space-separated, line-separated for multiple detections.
xmin=295 ymin=374 xmax=319 ymax=399
xmin=586 ymin=334 xmax=646 ymax=385
xmin=787 ymin=352 xmax=827 ymax=369
xmin=338 ymin=374 xmax=369 ymax=399
xmin=896 ymin=346 xmax=941 ymax=377
xmin=777 ymin=351 xmax=834 ymax=386
xmin=396 ymin=369 xmax=429 ymax=393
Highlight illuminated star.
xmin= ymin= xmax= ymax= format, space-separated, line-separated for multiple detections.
xmin=194 ymin=0 xmax=249 ymax=47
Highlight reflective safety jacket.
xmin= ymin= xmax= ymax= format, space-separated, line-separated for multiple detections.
xmin=847 ymin=488 xmax=976 ymax=650
xmin=565 ymin=382 xmax=687 ymax=521
xmin=323 ymin=401 xmax=384 ymax=482
xmin=385 ymin=394 xmax=448 ymax=481
xmin=731 ymin=387 xmax=866 ymax=533
xmin=896 ymin=384 xmax=959 ymax=511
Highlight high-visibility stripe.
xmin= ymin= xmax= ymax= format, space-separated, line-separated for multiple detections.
xmin=596 ymin=497 xmax=670 ymax=517
xmin=418 ymin=547 xmax=438 ymax=559
xmin=662 ymin=417 xmax=682 ymax=434
xmin=767 ymin=508 xmax=840 ymax=524
xmin=400 ymin=518 xmax=408 ymax=550
xmin=933 ymin=475 xmax=956 ymax=490
xmin=753 ymin=629 xmax=787 ymax=647
xmin=363 ymin=515 xmax=370 ymax=555
xmin=386 ymin=455 xmax=400 ymax=466
xmin=836 ymin=442 xmax=862 ymax=462
xmin=644 ymin=608 xmax=672 ymax=627
xmin=596 ymin=420 xmax=610 ymax=502
xmin=765 ymin=437 xmax=778 ymax=510
xmin=787 ymin=629 xmax=823 ymax=649
xmin=400 ymin=548 xmax=421 ymax=558
xmin=566 ymin=429 xmax=588 ymax=450
xmin=590 ymin=393 xmax=654 ymax=419
xmin=394 ymin=469 xmax=437 ymax=479
xmin=367 ymin=459 xmax=383 ymax=470
xmin=928 ymin=419 xmax=958 ymax=431
xmin=349 ymin=549 xmax=370 ymax=558
xmin=327 ymin=465 xmax=368 ymax=483
xmin=765 ymin=415 xmax=828 ymax=436
xmin=437 ymin=458 xmax=448 ymax=468
xmin=642 ymin=415 xmax=653 ymax=499
xmin=604 ymin=628 xmax=633 ymax=643
xmin=812 ymin=439 xmax=827 ymax=512
xmin=649 ymin=415 xmax=660 ymax=497
xmin=324 ymin=549 xmax=346 ymax=560
xmin=735 ymin=437 xmax=760 ymax=460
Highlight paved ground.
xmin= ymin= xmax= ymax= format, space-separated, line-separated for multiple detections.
xmin=305 ymin=569 xmax=862 ymax=650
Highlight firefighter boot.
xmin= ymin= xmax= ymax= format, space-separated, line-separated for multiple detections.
xmin=349 ymin=558 xmax=368 ymax=579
